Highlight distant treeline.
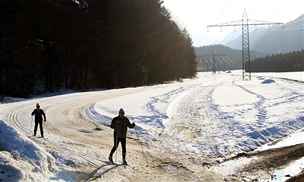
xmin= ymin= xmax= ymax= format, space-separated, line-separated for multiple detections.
xmin=195 ymin=45 xmax=266 ymax=72
xmin=247 ymin=50 xmax=304 ymax=72
xmin=0 ymin=0 xmax=196 ymax=97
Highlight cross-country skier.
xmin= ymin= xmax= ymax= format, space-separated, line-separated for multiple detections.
xmin=108 ymin=108 xmax=135 ymax=165
xmin=31 ymin=103 xmax=46 ymax=138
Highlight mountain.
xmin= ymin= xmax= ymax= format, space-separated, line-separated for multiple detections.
xmin=225 ymin=14 xmax=304 ymax=55
xmin=195 ymin=44 xmax=265 ymax=71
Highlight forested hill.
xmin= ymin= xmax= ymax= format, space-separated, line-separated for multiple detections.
xmin=195 ymin=45 xmax=264 ymax=71
xmin=248 ymin=50 xmax=304 ymax=72
xmin=0 ymin=0 xmax=197 ymax=97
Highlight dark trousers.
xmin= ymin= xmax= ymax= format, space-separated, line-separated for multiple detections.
xmin=34 ymin=120 xmax=44 ymax=137
xmin=109 ymin=136 xmax=126 ymax=160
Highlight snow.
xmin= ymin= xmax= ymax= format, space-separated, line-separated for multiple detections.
xmin=0 ymin=152 xmax=23 ymax=182
xmin=212 ymin=84 xmax=257 ymax=107
xmin=258 ymin=127 xmax=304 ymax=152
xmin=214 ymin=156 xmax=258 ymax=176
xmin=231 ymin=70 xmax=304 ymax=82
xmin=1 ymin=70 xmax=304 ymax=181
xmin=257 ymin=71 xmax=304 ymax=82
xmin=88 ymin=72 xmax=304 ymax=159
xmin=0 ymin=120 xmax=42 ymax=160
xmin=88 ymin=73 xmax=214 ymax=139
xmin=0 ymin=120 xmax=56 ymax=181
xmin=272 ymin=157 xmax=304 ymax=182
xmin=87 ymin=70 xmax=304 ymax=182
xmin=93 ymin=85 xmax=185 ymax=129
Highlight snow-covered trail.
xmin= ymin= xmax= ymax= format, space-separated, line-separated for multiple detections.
xmin=1 ymin=71 xmax=304 ymax=181
xmin=120 ymin=73 xmax=304 ymax=159
xmin=91 ymin=72 xmax=304 ymax=181
xmin=1 ymin=88 xmax=151 ymax=181
xmin=0 ymin=76 xmax=222 ymax=181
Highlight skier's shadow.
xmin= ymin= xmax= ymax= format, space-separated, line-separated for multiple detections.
xmin=85 ymin=161 xmax=123 ymax=181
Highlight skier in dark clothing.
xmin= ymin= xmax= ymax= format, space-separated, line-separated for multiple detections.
xmin=109 ymin=108 xmax=135 ymax=165
xmin=31 ymin=103 xmax=46 ymax=138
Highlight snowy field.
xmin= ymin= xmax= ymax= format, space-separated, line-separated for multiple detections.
xmin=89 ymin=71 xmax=304 ymax=180
xmin=255 ymin=71 xmax=304 ymax=82
xmin=1 ymin=71 xmax=303 ymax=181
xmin=90 ymin=72 xmax=304 ymax=154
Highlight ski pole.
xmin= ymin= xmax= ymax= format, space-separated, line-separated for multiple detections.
xmin=135 ymin=127 xmax=148 ymax=163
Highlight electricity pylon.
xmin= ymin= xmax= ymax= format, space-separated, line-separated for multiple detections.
xmin=207 ymin=10 xmax=283 ymax=80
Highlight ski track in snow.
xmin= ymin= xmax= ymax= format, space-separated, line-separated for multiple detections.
xmin=1 ymin=71 xmax=304 ymax=181
xmin=233 ymin=81 xmax=304 ymax=151
xmin=90 ymin=73 xmax=304 ymax=160
xmin=143 ymin=87 xmax=186 ymax=128
xmin=204 ymin=78 xmax=304 ymax=157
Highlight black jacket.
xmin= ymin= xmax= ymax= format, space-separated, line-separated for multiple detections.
xmin=111 ymin=116 xmax=135 ymax=138
xmin=31 ymin=109 xmax=46 ymax=122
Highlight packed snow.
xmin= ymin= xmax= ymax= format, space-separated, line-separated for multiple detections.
xmin=0 ymin=119 xmax=56 ymax=181
xmin=257 ymin=71 xmax=304 ymax=82
xmin=1 ymin=71 xmax=303 ymax=181
xmin=88 ymin=72 xmax=304 ymax=157
xmin=86 ymin=71 xmax=304 ymax=181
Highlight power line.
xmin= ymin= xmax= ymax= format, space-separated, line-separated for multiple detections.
xmin=207 ymin=10 xmax=284 ymax=80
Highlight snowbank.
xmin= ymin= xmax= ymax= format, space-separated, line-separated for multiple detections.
xmin=0 ymin=120 xmax=56 ymax=181
xmin=0 ymin=152 xmax=23 ymax=182
xmin=0 ymin=120 xmax=43 ymax=161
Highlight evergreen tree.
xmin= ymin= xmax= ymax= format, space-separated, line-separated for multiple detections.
xmin=1 ymin=0 xmax=197 ymax=97
xmin=249 ymin=50 xmax=304 ymax=72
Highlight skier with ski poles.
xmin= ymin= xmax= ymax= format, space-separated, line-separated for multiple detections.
xmin=31 ymin=103 xmax=46 ymax=138
xmin=108 ymin=108 xmax=135 ymax=165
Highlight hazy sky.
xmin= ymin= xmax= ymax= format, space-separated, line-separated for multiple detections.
xmin=163 ymin=0 xmax=304 ymax=46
